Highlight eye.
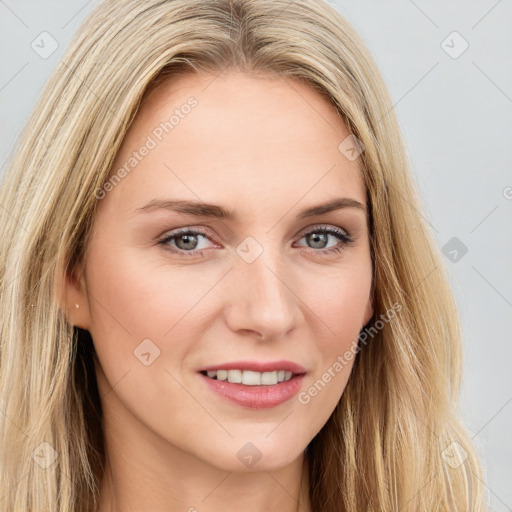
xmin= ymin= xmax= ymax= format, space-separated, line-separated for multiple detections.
xmin=294 ymin=225 xmax=354 ymax=255
xmin=157 ymin=228 xmax=216 ymax=257
xmin=157 ymin=225 xmax=354 ymax=257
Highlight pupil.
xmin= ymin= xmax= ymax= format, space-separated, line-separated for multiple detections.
xmin=308 ymin=232 xmax=327 ymax=249
xmin=177 ymin=234 xmax=197 ymax=250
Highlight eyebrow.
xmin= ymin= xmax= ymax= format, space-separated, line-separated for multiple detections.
xmin=134 ymin=197 xmax=366 ymax=220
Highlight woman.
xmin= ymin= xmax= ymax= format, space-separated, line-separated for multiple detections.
xmin=0 ymin=0 xmax=485 ymax=511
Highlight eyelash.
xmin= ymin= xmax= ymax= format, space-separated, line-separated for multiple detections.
xmin=157 ymin=225 xmax=354 ymax=258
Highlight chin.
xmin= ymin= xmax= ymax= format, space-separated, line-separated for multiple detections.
xmin=199 ymin=436 xmax=307 ymax=473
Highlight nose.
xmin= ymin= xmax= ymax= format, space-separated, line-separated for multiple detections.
xmin=224 ymin=247 xmax=302 ymax=341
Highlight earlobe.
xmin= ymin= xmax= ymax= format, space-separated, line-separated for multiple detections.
xmin=54 ymin=263 xmax=90 ymax=330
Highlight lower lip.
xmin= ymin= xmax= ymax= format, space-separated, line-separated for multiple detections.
xmin=199 ymin=373 xmax=306 ymax=409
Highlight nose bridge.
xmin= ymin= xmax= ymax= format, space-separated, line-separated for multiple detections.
xmin=226 ymin=239 xmax=300 ymax=338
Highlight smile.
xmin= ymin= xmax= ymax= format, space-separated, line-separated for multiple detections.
xmin=200 ymin=369 xmax=295 ymax=385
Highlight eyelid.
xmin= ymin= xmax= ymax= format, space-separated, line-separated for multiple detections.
xmin=297 ymin=223 xmax=350 ymax=237
xmin=158 ymin=223 xmax=349 ymax=239
xmin=156 ymin=225 xmax=217 ymax=243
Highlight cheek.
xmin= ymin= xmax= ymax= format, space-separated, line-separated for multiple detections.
xmin=296 ymin=262 xmax=371 ymax=406
xmin=304 ymin=259 xmax=372 ymax=344
xmin=83 ymin=243 xmax=215 ymax=378
xmin=86 ymin=242 xmax=210 ymax=332
xmin=83 ymin=245 xmax=218 ymax=431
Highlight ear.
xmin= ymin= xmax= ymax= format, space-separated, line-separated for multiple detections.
xmin=54 ymin=261 xmax=92 ymax=330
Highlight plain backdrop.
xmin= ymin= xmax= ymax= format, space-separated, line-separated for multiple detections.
xmin=1 ymin=1 xmax=511 ymax=510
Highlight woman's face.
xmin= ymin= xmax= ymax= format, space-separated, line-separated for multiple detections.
xmin=68 ymin=70 xmax=373 ymax=472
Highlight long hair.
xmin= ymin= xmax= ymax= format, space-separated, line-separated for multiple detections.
xmin=0 ymin=0 xmax=485 ymax=510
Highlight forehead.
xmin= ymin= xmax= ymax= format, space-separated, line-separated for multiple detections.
xmin=103 ymin=70 xmax=366 ymax=219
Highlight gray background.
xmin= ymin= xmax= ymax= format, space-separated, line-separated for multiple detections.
xmin=1 ymin=1 xmax=511 ymax=509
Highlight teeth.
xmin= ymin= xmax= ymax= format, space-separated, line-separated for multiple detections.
xmin=242 ymin=370 xmax=261 ymax=385
xmin=260 ymin=371 xmax=277 ymax=385
xmin=204 ymin=369 xmax=295 ymax=385
xmin=227 ymin=369 xmax=242 ymax=383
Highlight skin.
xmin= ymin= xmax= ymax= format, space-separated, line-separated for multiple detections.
xmin=59 ymin=69 xmax=374 ymax=512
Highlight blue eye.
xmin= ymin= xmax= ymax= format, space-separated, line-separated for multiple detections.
xmin=157 ymin=225 xmax=354 ymax=258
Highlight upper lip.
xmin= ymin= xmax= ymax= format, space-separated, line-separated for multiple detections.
xmin=199 ymin=360 xmax=307 ymax=374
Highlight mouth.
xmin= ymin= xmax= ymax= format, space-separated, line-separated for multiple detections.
xmin=198 ymin=367 xmax=307 ymax=409
xmin=199 ymin=369 xmax=302 ymax=386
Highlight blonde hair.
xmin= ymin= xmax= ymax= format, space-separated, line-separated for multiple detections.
xmin=0 ymin=0 xmax=485 ymax=510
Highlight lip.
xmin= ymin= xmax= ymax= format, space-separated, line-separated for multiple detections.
xmin=199 ymin=372 xmax=306 ymax=409
xmin=198 ymin=360 xmax=307 ymax=374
